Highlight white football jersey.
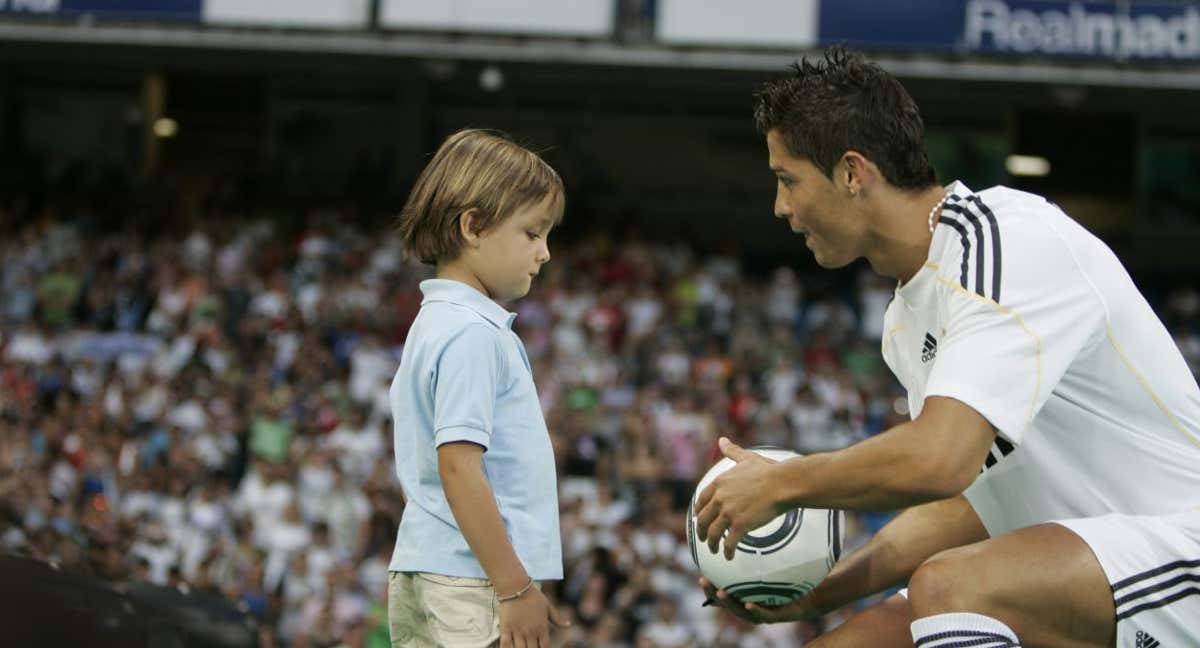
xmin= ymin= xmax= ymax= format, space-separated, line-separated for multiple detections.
xmin=881 ymin=181 xmax=1200 ymax=536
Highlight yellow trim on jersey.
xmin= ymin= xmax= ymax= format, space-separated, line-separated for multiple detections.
xmin=1105 ymin=325 xmax=1200 ymax=451
xmin=883 ymin=263 xmax=939 ymax=354
xmin=881 ymin=324 xmax=905 ymax=354
xmin=935 ymin=276 xmax=1043 ymax=428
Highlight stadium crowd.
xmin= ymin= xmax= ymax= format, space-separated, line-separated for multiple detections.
xmin=2 ymin=203 xmax=1197 ymax=648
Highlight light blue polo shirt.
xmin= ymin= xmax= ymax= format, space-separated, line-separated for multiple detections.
xmin=388 ymin=279 xmax=562 ymax=580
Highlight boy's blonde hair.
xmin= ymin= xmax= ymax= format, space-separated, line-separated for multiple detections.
xmin=399 ymin=129 xmax=565 ymax=265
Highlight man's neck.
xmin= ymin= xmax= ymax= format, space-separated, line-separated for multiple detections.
xmin=864 ymin=185 xmax=947 ymax=284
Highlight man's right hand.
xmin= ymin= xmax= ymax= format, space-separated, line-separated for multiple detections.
xmin=698 ymin=576 xmax=822 ymax=625
xmin=499 ymin=586 xmax=570 ymax=648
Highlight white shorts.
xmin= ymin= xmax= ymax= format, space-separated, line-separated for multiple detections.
xmin=1055 ymin=511 xmax=1200 ymax=647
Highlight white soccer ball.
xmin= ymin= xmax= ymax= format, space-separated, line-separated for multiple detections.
xmin=687 ymin=447 xmax=844 ymax=606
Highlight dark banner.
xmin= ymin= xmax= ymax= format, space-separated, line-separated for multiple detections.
xmin=0 ymin=555 xmax=258 ymax=648
xmin=819 ymin=0 xmax=1200 ymax=62
xmin=0 ymin=0 xmax=202 ymax=21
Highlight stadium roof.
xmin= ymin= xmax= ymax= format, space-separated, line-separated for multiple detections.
xmin=2 ymin=22 xmax=1200 ymax=90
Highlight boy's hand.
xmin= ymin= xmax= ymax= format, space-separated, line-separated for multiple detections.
xmin=499 ymin=586 xmax=570 ymax=648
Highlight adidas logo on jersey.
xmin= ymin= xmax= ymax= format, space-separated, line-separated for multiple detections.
xmin=921 ymin=333 xmax=938 ymax=363
xmin=1136 ymin=630 xmax=1161 ymax=648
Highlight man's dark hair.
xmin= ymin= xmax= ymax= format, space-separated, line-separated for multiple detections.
xmin=754 ymin=46 xmax=938 ymax=190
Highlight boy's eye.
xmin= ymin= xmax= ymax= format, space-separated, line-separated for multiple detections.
xmin=526 ymin=232 xmax=540 ymax=240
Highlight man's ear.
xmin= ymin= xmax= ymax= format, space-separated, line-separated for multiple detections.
xmin=458 ymin=209 xmax=483 ymax=247
xmin=840 ymin=151 xmax=878 ymax=196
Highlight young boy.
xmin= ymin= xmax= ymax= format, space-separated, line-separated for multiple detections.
xmin=389 ymin=129 xmax=569 ymax=647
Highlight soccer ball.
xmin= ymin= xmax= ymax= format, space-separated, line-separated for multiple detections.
xmin=687 ymin=447 xmax=844 ymax=606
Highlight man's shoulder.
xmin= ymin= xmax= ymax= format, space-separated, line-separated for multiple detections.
xmin=935 ymin=185 xmax=1098 ymax=305
xmin=953 ymin=184 xmax=1064 ymax=230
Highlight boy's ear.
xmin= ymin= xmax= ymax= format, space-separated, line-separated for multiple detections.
xmin=458 ymin=209 xmax=483 ymax=247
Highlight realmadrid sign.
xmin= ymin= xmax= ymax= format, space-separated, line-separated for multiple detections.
xmin=687 ymin=447 xmax=844 ymax=606
xmin=964 ymin=0 xmax=1200 ymax=61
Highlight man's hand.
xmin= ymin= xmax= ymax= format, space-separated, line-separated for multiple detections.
xmin=693 ymin=437 xmax=784 ymax=560
xmin=499 ymin=586 xmax=570 ymax=648
xmin=699 ymin=576 xmax=821 ymax=625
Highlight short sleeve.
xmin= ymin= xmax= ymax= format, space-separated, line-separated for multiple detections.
xmin=431 ymin=324 xmax=504 ymax=450
xmin=923 ymin=235 xmax=1105 ymax=444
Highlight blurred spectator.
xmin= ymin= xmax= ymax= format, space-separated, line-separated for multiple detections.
xmin=638 ymin=596 xmax=693 ymax=647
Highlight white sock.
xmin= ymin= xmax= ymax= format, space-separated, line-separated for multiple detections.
xmin=910 ymin=612 xmax=1021 ymax=648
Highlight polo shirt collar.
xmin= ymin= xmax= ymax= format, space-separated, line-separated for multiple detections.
xmin=420 ymin=279 xmax=517 ymax=329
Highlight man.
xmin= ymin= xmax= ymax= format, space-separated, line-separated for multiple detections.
xmin=695 ymin=47 xmax=1200 ymax=647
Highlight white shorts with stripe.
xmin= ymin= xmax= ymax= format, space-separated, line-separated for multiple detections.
xmin=1054 ymin=511 xmax=1200 ymax=647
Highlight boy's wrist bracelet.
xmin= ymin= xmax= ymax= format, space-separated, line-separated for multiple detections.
xmin=497 ymin=577 xmax=535 ymax=602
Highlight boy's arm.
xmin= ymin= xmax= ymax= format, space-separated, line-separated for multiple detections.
xmin=437 ymin=440 xmax=530 ymax=595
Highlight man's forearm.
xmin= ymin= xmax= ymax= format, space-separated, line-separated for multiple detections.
xmin=775 ymin=418 xmax=983 ymax=512
xmin=440 ymin=456 xmax=530 ymax=595
xmin=808 ymin=495 xmax=988 ymax=614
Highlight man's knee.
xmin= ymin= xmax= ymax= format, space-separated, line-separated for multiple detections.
xmin=907 ymin=547 xmax=979 ymax=615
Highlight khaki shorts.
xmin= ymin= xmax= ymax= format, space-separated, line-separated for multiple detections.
xmin=388 ymin=571 xmax=500 ymax=648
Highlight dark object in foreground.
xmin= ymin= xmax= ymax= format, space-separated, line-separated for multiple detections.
xmin=0 ymin=554 xmax=258 ymax=648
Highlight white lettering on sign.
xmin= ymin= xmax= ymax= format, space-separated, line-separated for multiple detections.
xmin=0 ymin=0 xmax=61 ymax=12
xmin=965 ymin=0 xmax=1200 ymax=60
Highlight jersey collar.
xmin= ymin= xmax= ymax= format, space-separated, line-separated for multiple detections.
xmin=896 ymin=180 xmax=974 ymax=308
xmin=419 ymin=278 xmax=517 ymax=330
